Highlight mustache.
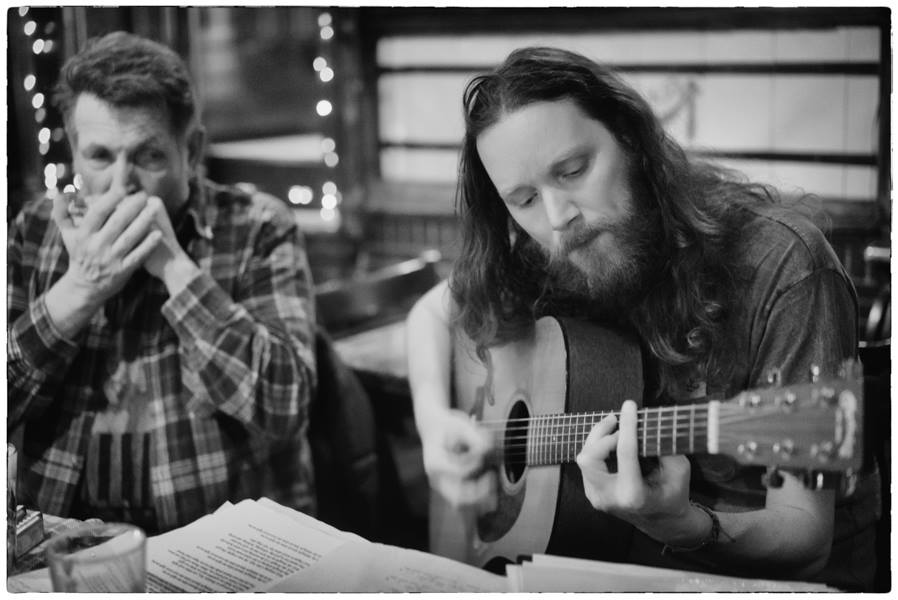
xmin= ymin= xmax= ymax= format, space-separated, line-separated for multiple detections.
xmin=549 ymin=222 xmax=604 ymax=263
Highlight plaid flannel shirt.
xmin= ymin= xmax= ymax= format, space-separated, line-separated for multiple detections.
xmin=8 ymin=179 xmax=317 ymax=532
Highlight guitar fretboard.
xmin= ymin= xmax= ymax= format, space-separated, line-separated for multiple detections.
xmin=501 ymin=402 xmax=719 ymax=467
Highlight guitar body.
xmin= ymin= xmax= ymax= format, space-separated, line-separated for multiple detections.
xmin=430 ymin=316 xmax=647 ymax=569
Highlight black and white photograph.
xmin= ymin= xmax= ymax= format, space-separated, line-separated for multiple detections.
xmin=5 ymin=4 xmax=891 ymax=593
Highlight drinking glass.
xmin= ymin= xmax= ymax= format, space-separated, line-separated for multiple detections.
xmin=46 ymin=522 xmax=147 ymax=592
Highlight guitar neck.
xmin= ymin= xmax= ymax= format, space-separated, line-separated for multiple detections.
xmin=521 ymin=402 xmax=719 ymax=466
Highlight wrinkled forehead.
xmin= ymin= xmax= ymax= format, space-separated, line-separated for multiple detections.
xmin=67 ymin=92 xmax=182 ymax=144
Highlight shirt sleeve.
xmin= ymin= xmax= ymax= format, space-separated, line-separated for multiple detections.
xmin=160 ymin=201 xmax=316 ymax=441
xmin=7 ymin=210 xmax=83 ymax=428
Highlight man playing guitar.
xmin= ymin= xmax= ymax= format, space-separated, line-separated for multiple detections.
xmin=407 ymin=47 xmax=879 ymax=591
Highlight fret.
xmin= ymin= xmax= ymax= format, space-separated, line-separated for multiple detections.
xmin=655 ymin=406 xmax=661 ymax=456
xmin=689 ymin=404 xmax=695 ymax=454
xmin=561 ymin=415 xmax=567 ymax=463
xmin=641 ymin=408 xmax=647 ymax=456
xmin=672 ymin=404 xmax=678 ymax=455
xmin=576 ymin=414 xmax=582 ymax=459
xmin=549 ymin=418 xmax=558 ymax=465
xmin=561 ymin=417 xmax=571 ymax=462
xmin=560 ymin=415 xmax=566 ymax=463
xmin=569 ymin=415 xmax=576 ymax=462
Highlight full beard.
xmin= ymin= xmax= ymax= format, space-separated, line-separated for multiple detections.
xmin=523 ymin=208 xmax=662 ymax=322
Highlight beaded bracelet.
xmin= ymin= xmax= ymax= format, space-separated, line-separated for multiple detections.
xmin=661 ymin=501 xmax=720 ymax=555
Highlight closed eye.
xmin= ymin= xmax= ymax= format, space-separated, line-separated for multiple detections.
xmin=86 ymin=148 xmax=112 ymax=164
xmin=135 ymin=148 xmax=167 ymax=170
xmin=506 ymin=190 xmax=537 ymax=209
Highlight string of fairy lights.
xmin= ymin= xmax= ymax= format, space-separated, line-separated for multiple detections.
xmin=286 ymin=10 xmax=342 ymax=223
xmin=16 ymin=7 xmax=344 ymax=223
xmin=16 ymin=6 xmax=74 ymax=195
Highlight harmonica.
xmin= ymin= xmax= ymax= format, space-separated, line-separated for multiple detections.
xmin=65 ymin=192 xmax=87 ymax=226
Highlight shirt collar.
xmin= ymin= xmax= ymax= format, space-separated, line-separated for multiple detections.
xmin=174 ymin=178 xmax=214 ymax=245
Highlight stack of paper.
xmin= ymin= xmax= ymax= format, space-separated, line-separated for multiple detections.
xmin=6 ymin=500 xmax=840 ymax=593
xmin=144 ymin=498 xmax=505 ymax=592
xmin=506 ymin=554 xmax=837 ymax=592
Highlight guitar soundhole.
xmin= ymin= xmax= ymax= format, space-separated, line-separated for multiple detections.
xmin=504 ymin=400 xmax=529 ymax=484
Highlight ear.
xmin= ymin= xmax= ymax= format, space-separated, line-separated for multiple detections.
xmin=186 ymin=126 xmax=206 ymax=171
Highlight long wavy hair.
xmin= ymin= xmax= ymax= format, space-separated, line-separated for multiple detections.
xmin=451 ymin=47 xmax=780 ymax=399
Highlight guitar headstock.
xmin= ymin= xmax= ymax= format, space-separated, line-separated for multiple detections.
xmin=715 ymin=360 xmax=864 ymax=489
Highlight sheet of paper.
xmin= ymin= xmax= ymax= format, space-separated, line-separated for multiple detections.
xmin=256 ymin=496 xmax=366 ymax=544
xmin=268 ymin=540 xmax=507 ymax=592
xmin=524 ymin=554 xmax=835 ymax=592
xmin=145 ymin=498 xmax=347 ymax=592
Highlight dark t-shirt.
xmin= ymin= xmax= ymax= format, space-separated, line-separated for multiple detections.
xmin=626 ymin=205 xmax=879 ymax=590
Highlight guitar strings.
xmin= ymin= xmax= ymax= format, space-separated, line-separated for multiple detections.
xmin=473 ymin=405 xmax=752 ymax=433
xmin=475 ymin=409 xmax=759 ymax=464
xmin=489 ymin=412 xmax=770 ymax=465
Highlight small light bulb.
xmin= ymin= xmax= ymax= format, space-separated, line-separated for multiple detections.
xmin=288 ymin=185 xmax=314 ymax=205
xmin=321 ymin=194 xmax=337 ymax=210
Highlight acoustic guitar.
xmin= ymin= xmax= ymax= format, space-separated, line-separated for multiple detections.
xmin=430 ymin=316 xmax=863 ymax=570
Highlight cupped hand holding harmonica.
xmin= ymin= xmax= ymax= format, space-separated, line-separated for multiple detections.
xmin=45 ymin=168 xmax=164 ymax=338
xmin=51 ymin=165 xmax=164 ymax=305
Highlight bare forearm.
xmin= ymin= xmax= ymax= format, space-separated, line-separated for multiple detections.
xmin=672 ymin=479 xmax=835 ymax=579
xmin=706 ymin=497 xmax=834 ymax=577
xmin=408 ymin=280 xmax=454 ymax=436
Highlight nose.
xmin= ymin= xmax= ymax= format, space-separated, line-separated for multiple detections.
xmin=542 ymin=188 xmax=580 ymax=231
xmin=111 ymin=154 xmax=140 ymax=195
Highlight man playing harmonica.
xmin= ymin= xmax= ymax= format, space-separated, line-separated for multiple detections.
xmin=8 ymin=32 xmax=317 ymax=533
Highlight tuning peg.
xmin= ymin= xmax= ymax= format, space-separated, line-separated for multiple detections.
xmin=809 ymin=364 xmax=821 ymax=383
xmin=801 ymin=470 xmax=839 ymax=491
xmin=764 ymin=367 xmax=782 ymax=387
xmin=762 ymin=467 xmax=784 ymax=489
xmin=772 ymin=439 xmax=795 ymax=460
xmin=810 ymin=441 xmax=835 ymax=463
xmin=839 ymin=469 xmax=858 ymax=497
